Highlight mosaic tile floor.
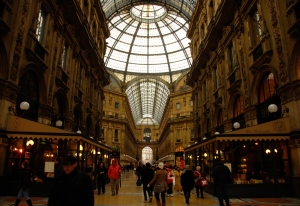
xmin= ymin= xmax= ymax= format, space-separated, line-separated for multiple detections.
xmin=1 ymin=171 xmax=300 ymax=206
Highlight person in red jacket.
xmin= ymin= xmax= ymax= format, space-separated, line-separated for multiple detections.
xmin=108 ymin=159 xmax=122 ymax=196
xmin=194 ymin=166 xmax=204 ymax=198
xmin=166 ymin=165 xmax=174 ymax=197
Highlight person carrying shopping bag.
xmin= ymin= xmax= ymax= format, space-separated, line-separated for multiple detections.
xmin=147 ymin=162 xmax=168 ymax=206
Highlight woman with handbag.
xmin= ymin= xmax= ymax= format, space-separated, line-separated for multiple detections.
xmin=194 ymin=166 xmax=204 ymax=198
xmin=147 ymin=162 xmax=168 ymax=206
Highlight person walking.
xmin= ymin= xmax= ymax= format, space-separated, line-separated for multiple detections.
xmin=141 ymin=162 xmax=155 ymax=202
xmin=194 ymin=166 xmax=204 ymax=198
xmin=181 ymin=165 xmax=195 ymax=204
xmin=48 ymin=155 xmax=94 ymax=206
xmin=108 ymin=159 xmax=122 ymax=196
xmin=97 ymin=162 xmax=107 ymax=195
xmin=166 ymin=165 xmax=174 ymax=197
xmin=13 ymin=161 xmax=33 ymax=206
xmin=148 ymin=162 xmax=168 ymax=206
xmin=212 ymin=159 xmax=232 ymax=206
xmin=174 ymin=166 xmax=183 ymax=195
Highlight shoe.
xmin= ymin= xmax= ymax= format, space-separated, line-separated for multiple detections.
xmin=201 ymin=196 xmax=204 ymax=199
xmin=116 ymin=191 xmax=118 ymax=195
xmin=149 ymin=197 xmax=152 ymax=202
xmin=112 ymin=193 xmax=115 ymax=196
xmin=167 ymin=194 xmax=170 ymax=197
xmin=170 ymin=194 xmax=173 ymax=197
xmin=144 ymin=200 xmax=147 ymax=203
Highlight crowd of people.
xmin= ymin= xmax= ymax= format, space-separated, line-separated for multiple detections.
xmin=11 ymin=157 xmax=231 ymax=206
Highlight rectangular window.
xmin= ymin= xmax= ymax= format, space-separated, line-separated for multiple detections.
xmin=115 ymin=113 xmax=118 ymax=118
xmin=190 ymin=128 xmax=194 ymax=140
xmin=190 ymin=100 xmax=193 ymax=107
xmin=115 ymin=102 xmax=119 ymax=109
xmin=103 ymin=99 xmax=106 ymax=106
xmin=176 ymin=103 xmax=181 ymax=109
xmin=114 ymin=129 xmax=118 ymax=139
xmin=214 ymin=66 xmax=219 ymax=90
xmin=76 ymin=66 xmax=82 ymax=86
xmin=250 ymin=7 xmax=262 ymax=46
xmin=62 ymin=44 xmax=69 ymax=72
xmin=228 ymin=43 xmax=235 ymax=72
xmin=36 ymin=9 xmax=46 ymax=42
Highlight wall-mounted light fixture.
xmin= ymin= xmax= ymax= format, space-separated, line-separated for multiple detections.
xmin=203 ymin=137 xmax=207 ymax=140
xmin=233 ymin=122 xmax=240 ymax=129
xmin=26 ymin=139 xmax=34 ymax=146
xmin=55 ymin=120 xmax=63 ymax=127
xmin=215 ymin=131 xmax=220 ymax=135
xmin=76 ymin=130 xmax=81 ymax=134
xmin=203 ymin=153 xmax=208 ymax=157
xmin=268 ymin=103 xmax=289 ymax=117
xmin=8 ymin=101 xmax=30 ymax=116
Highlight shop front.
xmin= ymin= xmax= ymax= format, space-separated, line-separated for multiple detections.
xmin=0 ymin=115 xmax=112 ymax=196
xmin=184 ymin=117 xmax=293 ymax=198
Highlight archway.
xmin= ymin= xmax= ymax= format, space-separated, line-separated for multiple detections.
xmin=142 ymin=146 xmax=153 ymax=165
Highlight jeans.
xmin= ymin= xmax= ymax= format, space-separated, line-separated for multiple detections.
xmin=216 ymin=183 xmax=230 ymax=206
xmin=17 ymin=188 xmax=30 ymax=200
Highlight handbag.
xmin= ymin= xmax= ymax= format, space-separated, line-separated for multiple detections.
xmin=153 ymin=181 xmax=165 ymax=193
xmin=200 ymin=178 xmax=208 ymax=187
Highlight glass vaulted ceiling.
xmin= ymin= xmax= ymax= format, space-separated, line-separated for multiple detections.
xmin=100 ymin=0 xmax=196 ymax=125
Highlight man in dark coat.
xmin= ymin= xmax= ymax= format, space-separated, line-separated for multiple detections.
xmin=141 ymin=162 xmax=154 ymax=202
xmin=181 ymin=165 xmax=195 ymax=204
xmin=212 ymin=159 xmax=232 ymax=206
xmin=48 ymin=155 xmax=94 ymax=206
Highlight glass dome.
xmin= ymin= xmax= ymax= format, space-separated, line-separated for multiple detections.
xmin=104 ymin=4 xmax=192 ymax=77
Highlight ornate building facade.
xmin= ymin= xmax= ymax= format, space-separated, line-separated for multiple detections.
xmin=186 ymin=0 xmax=300 ymax=197
xmin=0 ymin=0 xmax=111 ymax=195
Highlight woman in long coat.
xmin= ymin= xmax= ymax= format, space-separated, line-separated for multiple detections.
xmin=97 ymin=162 xmax=107 ymax=195
xmin=173 ymin=166 xmax=182 ymax=194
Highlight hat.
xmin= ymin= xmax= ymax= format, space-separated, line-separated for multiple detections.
xmin=158 ymin=162 xmax=164 ymax=169
xmin=62 ymin=155 xmax=77 ymax=165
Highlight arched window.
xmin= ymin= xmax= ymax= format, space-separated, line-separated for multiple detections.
xmin=258 ymin=72 xmax=278 ymax=103
xmin=143 ymin=128 xmax=151 ymax=142
xmin=233 ymin=95 xmax=244 ymax=118
xmin=17 ymin=70 xmax=39 ymax=121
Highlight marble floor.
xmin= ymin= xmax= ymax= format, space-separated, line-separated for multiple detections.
xmin=1 ymin=170 xmax=300 ymax=206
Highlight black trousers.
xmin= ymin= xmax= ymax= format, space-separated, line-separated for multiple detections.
xmin=216 ymin=183 xmax=230 ymax=206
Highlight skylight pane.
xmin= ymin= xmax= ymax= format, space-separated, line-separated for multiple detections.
xmin=149 ymin=46 xmax=165 ymax=54
xmin=129 ymin=54 xmax=148 ymax=64
xmin=149 ymin=37 xmax=163 ymax=46
xmin=127 ymin=63 xmax=148 ymax=73
xmin=166 ymin=42 xmax=181 ymax=53
xmin=148 ymin=64 xmax=169 ymax=73
xmin=131 ymin=46 xmax=148 ymax=54
xmin=110 ymin=50 xmax=128 ymax=62
xmin=106 ymin=59 xmax=126 ymax=71
xmin=115 ymin=41 xmax=131 ymax=52
xmin=149 ymin=55 xmax=167 ymax=64
xmin=164 ymin=34 xmax=177 ymax=44
xmin=170 ymin=60 xmax=190 ymax=71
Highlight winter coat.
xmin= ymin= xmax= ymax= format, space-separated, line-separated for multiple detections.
xmin=97 ymin=166 xmax=107 ymax=183
xmin=19 ymin=168 xmax=31 ymax=190
xmin=194 ymin=171 xmax=203 ymax=186
xmin=48 ymin=168 xmax=94 ymax=206
xmin=212 ymin=162 xmax=232 ymax=185
xmin=174 ymin=169 xmax=182 ymax=191
xmin=181 ymin=169 xmax=195 ymax=191
xmin=148 ymin=169 xmax=168 ymax=192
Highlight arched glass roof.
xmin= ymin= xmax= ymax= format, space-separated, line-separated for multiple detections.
xmin=100 ymin=0 xmax=196 ymax=125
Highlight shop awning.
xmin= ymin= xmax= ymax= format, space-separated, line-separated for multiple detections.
xmin=5 ymin=114 xmax=111 ymax=150
xmin=185 ymin=117 xmax=291 ymax=152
